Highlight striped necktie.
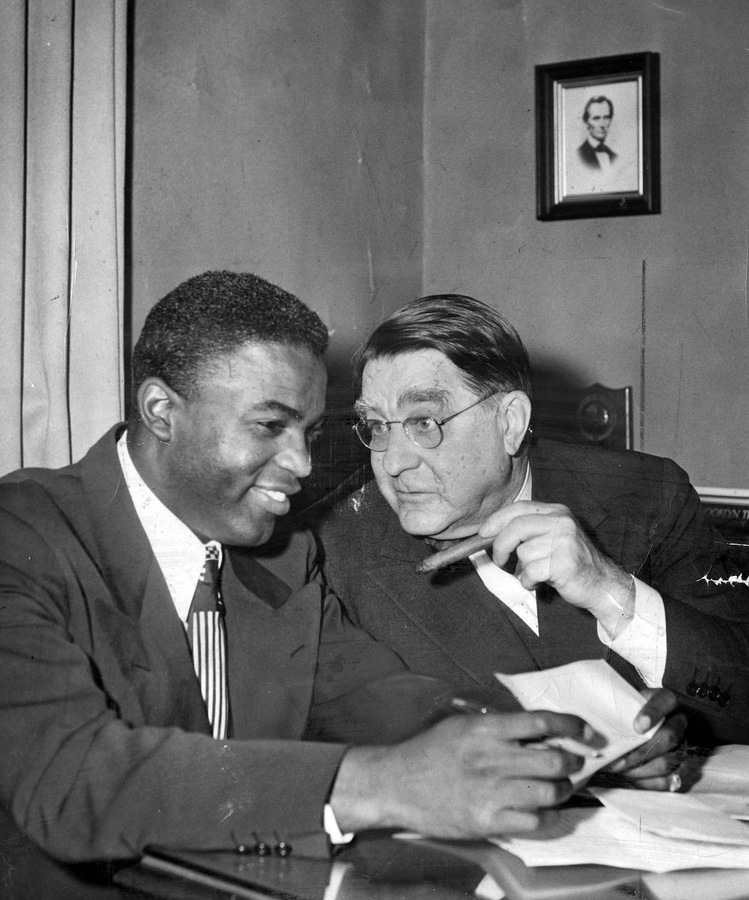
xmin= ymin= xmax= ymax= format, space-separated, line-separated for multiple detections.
xmin=188 ymin=542 xmax=229 ymax=739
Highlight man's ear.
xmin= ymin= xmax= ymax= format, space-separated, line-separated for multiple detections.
xmin=137 ymin=377 xmax=183 ymax=444
xmin=499 ymin=391 xmax=532 ymax=457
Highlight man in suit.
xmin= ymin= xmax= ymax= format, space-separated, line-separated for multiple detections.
xmin=577 ymin=95 xmax=617 ymax=169
xmin=319 ymin=294 xmax=749 ymax=768
xmin=0 ymin=273 xmax=601 ymax=872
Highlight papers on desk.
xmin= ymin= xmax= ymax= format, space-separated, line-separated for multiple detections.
xmin=492 ymin=662 xmax=749 ymax=874
xmin=492 ymin=799 xmax=749 ymax=873
xmin=687 ymin=743 xmax=749 ymax=820
xmin=495 ymin=659 xmax=659 ymax=785
xmin=590 ymin=786 xmax=749 ymax=845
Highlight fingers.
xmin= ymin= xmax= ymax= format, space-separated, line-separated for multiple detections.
xmin=628 ymin=771 xmax=683 ymax=792
xmin=477 ymin=504 xmax=620 ymax=609
xmin=479 ymin=504 xmax=572 ymax=570
xmin=607 ymin=726 xmax=684 ymax=774
xmin=603 ymin=706 xmax=687 ymax=791
xmin=478 ymin=501 xmax=564 ymax=538
xmin=446 ymin=711 xmax=604 ymax=786
xmin=617 ymin=756 xmax=683 ymax=791
xmin=634 ymin=688 xmax=679 ymax=733
xmin=498 ymin=777 xmax=576 ymax=812
xmin=478 ymin=709 xmax=602 ymax=748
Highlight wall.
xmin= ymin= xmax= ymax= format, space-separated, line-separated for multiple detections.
xmin=131 ymin=0 xmax=425 ymax=383
xmin=132 ymin=0 xmax=749 ymax=487
xmin=423 ymin=0 xmax=749 ymax=487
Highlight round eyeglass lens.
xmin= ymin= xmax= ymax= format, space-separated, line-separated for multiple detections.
xmin=404 ymin=417 xmax=442 ymax=448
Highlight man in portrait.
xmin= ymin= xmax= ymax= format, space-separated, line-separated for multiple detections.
xmin=577 ymin=95 xmax=618 ymax=170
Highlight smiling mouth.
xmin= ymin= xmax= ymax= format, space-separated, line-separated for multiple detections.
xmin=256 ymin=488 xmax=288 ymax=502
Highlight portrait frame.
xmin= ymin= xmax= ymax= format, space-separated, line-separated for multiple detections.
xmin=535 ymin=52 xmax=660 ymax=221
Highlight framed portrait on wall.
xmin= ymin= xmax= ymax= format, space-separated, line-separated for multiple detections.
xmin=535 ymin=52 xmax=660 ymax=220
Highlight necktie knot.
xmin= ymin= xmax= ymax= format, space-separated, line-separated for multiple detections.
xmin=192 ymin=542 xmax=224 ymax=614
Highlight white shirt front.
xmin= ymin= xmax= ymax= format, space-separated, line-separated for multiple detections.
xmin=117 ymin=431 xmax=222 ymax=623
xmin=468 ymin=460 xmax=667 ymax=687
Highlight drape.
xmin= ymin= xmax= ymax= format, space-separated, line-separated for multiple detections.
xmin=0 ymin=0 xmax=126 ymax=473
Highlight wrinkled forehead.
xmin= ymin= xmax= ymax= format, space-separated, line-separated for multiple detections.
xmin=358 ymin=349 xmax=470 ymax=412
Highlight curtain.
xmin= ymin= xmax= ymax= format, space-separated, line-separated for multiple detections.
xmin=0 ymin=0 xmax=126 ymax=473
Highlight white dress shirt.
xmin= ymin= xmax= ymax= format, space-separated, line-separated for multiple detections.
xmin=117 ymin=432 xmax=220 ymax=623
xmin=469 ymin=461 xmax=667 ymax=687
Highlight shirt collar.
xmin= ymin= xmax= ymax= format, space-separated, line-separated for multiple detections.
xmin=117 ymin=430 xmax=221 ymax=622
xmin=515 ymin=458 xmax=532 ymax=503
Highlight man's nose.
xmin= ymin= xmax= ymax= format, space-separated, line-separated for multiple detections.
xmin=380 ymin=424 xmax=422 ymax=476
xmin=276 ymin=433 xmax=312 ymax=479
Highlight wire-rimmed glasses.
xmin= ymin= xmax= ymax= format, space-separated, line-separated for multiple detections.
xmin=353 ymin=393 xmax=496 ymax=451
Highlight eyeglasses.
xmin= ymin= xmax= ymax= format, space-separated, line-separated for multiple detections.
xmin=353 ymin=393 xmax=496 ymax=451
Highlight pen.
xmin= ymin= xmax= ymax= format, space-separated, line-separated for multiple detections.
xmin=450 ymin=697 xmax=493 ymax=715
xmin=415 ymin=534 xmax=492 ymax=574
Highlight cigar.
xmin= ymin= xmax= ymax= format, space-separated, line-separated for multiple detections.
xmin=415 ymin=534 xmax=493 ymax=574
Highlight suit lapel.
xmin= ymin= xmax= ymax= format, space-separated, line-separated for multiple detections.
xmin=76 ymin=426 xmax=211 ymax=732
xmin=369 ymin=514 xmax=542 ymax=685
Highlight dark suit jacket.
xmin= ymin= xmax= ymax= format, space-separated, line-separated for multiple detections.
xmin=0 ymin=426 xmax=452 ymax=865
xmin=578 ymin=139 xmax=617 ymax=170
xmin=319 ymin=440 xmax=749 ymax=746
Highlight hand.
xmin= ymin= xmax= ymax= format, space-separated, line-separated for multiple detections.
xmin=600 ymin=689 xmax=686 ymax=791
xmin=478 ymin=501 xmax=632 ymax=620
xmin=330 ymin=710 xmax=601 ymax=839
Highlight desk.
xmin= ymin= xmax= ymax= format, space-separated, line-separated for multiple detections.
xmin=3 ymin=824 xmax=749 ymax=900
xmin=112 ymin=833 xmax=749 ymax=900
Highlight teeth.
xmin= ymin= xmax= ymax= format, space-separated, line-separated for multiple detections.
xmin=261 ymin=489 xmax=287 ymax=502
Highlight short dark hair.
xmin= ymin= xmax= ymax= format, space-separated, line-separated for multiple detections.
xmin=354 ymin=294 xmax=532 ymax=399
xmin=583 ymin=96 xmax=614 ymax=122
xmin=131 ymin=271 xmax=329 ymax=405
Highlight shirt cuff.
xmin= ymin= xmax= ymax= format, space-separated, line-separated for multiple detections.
xmin=324 ymin=804 xmax=355 ymax=845
xmin=596 ymin=577 xmax=667 ymax=687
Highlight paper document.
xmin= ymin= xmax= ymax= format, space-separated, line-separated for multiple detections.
xmin=492 ymin=804 xmax=749 ymax=872
xmin=495 ymin=659 xmax=659 ymax=784
xmin=683 ymin=744 xmax=749 ymax=820
xmin=589 ymin=787 xmax=749 ymax=846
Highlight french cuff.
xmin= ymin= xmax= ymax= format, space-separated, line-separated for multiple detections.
xmin=596 ymin=577 xmax=667 ymax=688
xmin=324 ymin=804 xmax=355 ymax=845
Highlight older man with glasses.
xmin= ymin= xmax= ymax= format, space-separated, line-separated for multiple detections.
xmin=319 ymin=294 xmax=749 ymax=780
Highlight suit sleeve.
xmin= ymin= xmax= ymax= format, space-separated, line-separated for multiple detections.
xmin=633 ymin=457 xmax=749 ymax=744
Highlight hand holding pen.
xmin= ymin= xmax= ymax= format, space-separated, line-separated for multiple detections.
xmin=450 ymin=697 xmax=605 ymax=762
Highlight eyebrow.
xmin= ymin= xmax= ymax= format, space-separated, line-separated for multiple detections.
xmin=248 ymin=400 xmax=301 ymax=417
xmin=355 ymin=388 xmax=451 ymax=417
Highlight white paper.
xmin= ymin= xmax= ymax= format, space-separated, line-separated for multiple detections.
xmin=687 ymin=744 xmax=749 ymax=796
xmin=495 ymin=659 xmax=659 ymax=784
xmin=493 ymin=805 xmax=749 ymax=872
xmin=691 ymin=793 xmax=749 ymax=821
xmin=589 ymin=786 xmax=749 ymax=845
